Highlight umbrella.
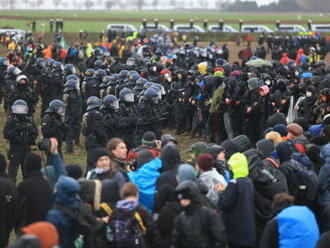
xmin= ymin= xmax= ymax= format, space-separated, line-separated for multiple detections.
xmin=246 ymin=58 xmax=273 ymax=68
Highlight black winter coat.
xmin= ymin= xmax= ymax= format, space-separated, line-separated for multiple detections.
xmin=0 ymin=172 xmax=18 ymax=248
xmin=16 ymin=171 xmax=53 ymax=230
xmin=217 ymin=177 xmax=256 ymax=246
xmin=172 ymin=204 xmax=226 ymax=248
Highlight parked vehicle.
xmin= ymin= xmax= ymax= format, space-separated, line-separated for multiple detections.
xmin=106 ymin=24 xmax=137 ymax=33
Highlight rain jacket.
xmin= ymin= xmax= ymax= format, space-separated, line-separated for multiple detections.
xmin=85 ymin=43 xmax=93 ymax=58
xmin=128 ymin=158 xmax=162 ymax=212
xmin=218 ymin=153 xmax=255 ymax=246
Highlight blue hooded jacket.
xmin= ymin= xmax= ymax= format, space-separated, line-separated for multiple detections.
xmin=128 ymin=158 xmax=162 ymax=212
xmin=46 ymin=176 xmax=82 ymax=248
xmin=277 ymin=205 xmax=319 ymax=248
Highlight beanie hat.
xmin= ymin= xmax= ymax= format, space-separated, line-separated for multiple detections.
xmin=141 ymin=131 xmax=156 ymax=146
xmin=136 ymin=149 xmax=154 ymax=168
xmin=189 ymin=142 xmax=208 ymax=156
xmin=196 ymin=153 xmax=214 ymax=171
xmin=287 ymin=123 xmax=303 ymax=137
xmin=265 ymin=131 xmax=282 ymax=146
xmin=22 ymin=222 xmax=59 ymax=248
xmin=65 ymin=165 xmax=83 ymax=179
xmin=91 ymin=148 xmax=108 ymax=166
xmin=273 ymin=124 xmax=288 ymax=137
xmin=0 ymin=153 xmax=7 ymax=172
xmin=256 ymin=139 xmax=274 ymax=157
xmin=221 ymin=139 xmax=240 ymax=159
xmin=24 ymin=153 xmax=42 ymax=172
xmin=232 ymin=135 xmax=251 ymax=152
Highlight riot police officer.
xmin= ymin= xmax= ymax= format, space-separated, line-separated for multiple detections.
xmin=3 ymin=99 xmax=38 ymax=181
xmin=100 ymin=94 xmax=120 ymax=140
xmin=117 ymin=87 xmax=137 ymax=149
xmin=82 ymin=96 xmax=107 ymax=169
xmin=63 ymin=79 xmax=82 ymax=154
xmin=41 ymin=99 xmax=68 ymax=162
xmin=136 ymin=87 xmax=162 ymax=142
xmin=50 ymin=61 xmax=64 ymax=101
xmin=4 ymin=65 xmax=21 ymax=113
xmin=8 ymin=74 xmax=38 ymax=115
xmin=82 ymin=69 xmax=99 ymax=111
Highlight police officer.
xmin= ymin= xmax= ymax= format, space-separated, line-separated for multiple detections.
xmin=82 ymin=96 xmax=107 ymax=170
xmin=3 ymin=100 xmax=38 ymax=181
xmin=4 ymin=65 xmax=21 ymax=113
xmin=8 ymin=74 xmax=38 ymax=116
xmin=118 ymin=87 xmax=137 ymax=150
xmin=100 ymin=94 xmax=120 ymax=140
xmin=41 ymin=99 xmax=68 ymax=162
xmin=82 ymin=69 xmax=99 ymax=112
xmin=63 ymin=79 xmax=82 ymax=154
xmin=50 ymin=61 xmax=64 ymax=101
xmin=136 ymin=87 xmax=162 ymax=142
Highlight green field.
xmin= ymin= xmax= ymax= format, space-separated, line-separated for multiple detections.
xmin=0 ymin=10 xmax=329 ymax=32
xmin=0 ymin=9 xmax=330 ymax=21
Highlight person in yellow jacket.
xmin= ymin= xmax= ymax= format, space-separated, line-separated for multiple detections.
xmin=85 ymin=43 xmax=93 ymax=58
xmin=7 ymin=40 xmax=16 ymax=51
xmin=308 ymin=47 xmax=320 ymax=65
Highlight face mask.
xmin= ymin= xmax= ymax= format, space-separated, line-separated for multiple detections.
xmin=112 ymin=100 xmax=119 ymax=110
xmin=306 ymin=91 xmax=312 ymax=97
xmin=294 ymin=71 xmax=300 ymax=77
xmin=265 ymin=79 xmax=271 ymax=86
xmin=95 ymin=168 xmax=109 ymax=174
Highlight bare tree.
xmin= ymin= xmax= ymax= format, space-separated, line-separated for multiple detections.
xmin=9 ymin=0 xmax=16 ymax=9
xmin=152 ymin=0 xmax=159 ymax=9
xmin=84 ymin=0 xmax=94 ymax=9
xmin=53 ymin=0 xmax=61 ymax=8
xmin=105 ymin=0 xmax=113 ymax=9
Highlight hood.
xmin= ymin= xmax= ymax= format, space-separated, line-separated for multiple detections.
xmin=198 ymin=62 xmax=207 ymax=75
xmin=116 ymin=199 xmax=139 ymax=212
xmin=78 ymin=179 xmax=102 ymax=211
xmin=177 ymin=164 xmax=197 ymax=183
xmin=297 ymin=48 xmax=304 ymax=55
xmin=54 ymin=176 xmax=81 ymax=209
xmin=221 ymin=139 xmax=240 ymax=160
xmin=175 ymin=180 xmax=202 ymax=204
xmin=160 ymin=144 xmax=181 ymax=172
xmin=276 ymin=141 xmax=293 ymax=164
xmin=228 ymin=153 xmax=249 ymax=179
xmin=256 ymin=139 xmax=274 ymax=157
xmin=320 ymin=144 xmax=330 ymax=164
xmin=101 ymin=179 xmax=120 ymax=204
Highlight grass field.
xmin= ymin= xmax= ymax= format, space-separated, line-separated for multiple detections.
xmin=0 ymin=10 xmax=329 ymax=32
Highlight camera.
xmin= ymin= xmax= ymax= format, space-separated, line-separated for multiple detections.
xmin=37 ymin=138 xmax=51 ymax=152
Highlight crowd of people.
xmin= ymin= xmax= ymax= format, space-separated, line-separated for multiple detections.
xmin=0 ymin=29 xmax=330 ymax=248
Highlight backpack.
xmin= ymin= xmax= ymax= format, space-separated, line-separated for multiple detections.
xmin=55 ymin=205 xmax=97 ymax=248
xmin=293 ymin=168 xmax=318 ymax=203
xmin=106 ymin=207 xmax=147 ymax=248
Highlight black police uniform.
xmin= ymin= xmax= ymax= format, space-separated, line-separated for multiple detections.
xmin=64 ymin=90 xmax=82 ymax=153
xmin=3 ymin=115 xmax=38 ymax=181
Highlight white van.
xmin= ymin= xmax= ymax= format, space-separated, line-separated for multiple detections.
xmin=276 ymin=24 xmax=306 ymax=33
xmin=208 ymin=25 xmax=238 ymax=33
xmin=106 ymin=24 xmax=137 ymax=33
xmin=311 ymin=24 xmax=330 ymax=32
xmin=173 ymin=25 xmax=205 ymax=33
xmin=241 ymin=25 xmax=273 ymax=33
xmin=140 ymin=24 xmax=171 ymax=33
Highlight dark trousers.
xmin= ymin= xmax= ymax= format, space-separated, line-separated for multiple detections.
xmin=8 ymin=150 xmax=29 ymax=182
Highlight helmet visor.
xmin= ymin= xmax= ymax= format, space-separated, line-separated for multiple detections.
xmin=111 ymin=100 xmax=119 ymax=110
xmin=124 ymin=93 xmax=134 ymax=102
xmin=56 ymin=106 xmax=65 ymax=116
xmin=12 ymin=105 xmax=28 ymax=114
